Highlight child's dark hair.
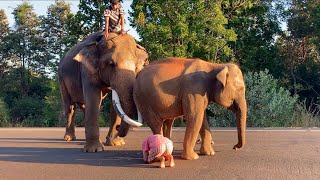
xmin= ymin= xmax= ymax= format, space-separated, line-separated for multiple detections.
xmin=110 ymin=0 xmax=120 ymax=4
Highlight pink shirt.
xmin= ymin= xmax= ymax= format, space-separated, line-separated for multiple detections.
xmin=142 ymin=134 xmax=173 ymax=152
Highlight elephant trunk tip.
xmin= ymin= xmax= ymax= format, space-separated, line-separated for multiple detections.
xmin=233 ymin=143 xmax=244 ymax=150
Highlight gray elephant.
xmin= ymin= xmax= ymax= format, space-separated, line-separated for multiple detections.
xmin=114 ymin=57 xmax=247 ymax=160
xmin=58 ymin=32 xmax=148 ymax=152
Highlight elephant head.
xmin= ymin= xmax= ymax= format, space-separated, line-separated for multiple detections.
xmin=213 ymin=65 xmax=247 ymax=149
xmin=73 ymin=32 xmax=148 ymax=137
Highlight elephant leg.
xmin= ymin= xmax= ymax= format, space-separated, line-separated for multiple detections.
xmin=229 ymin=96 xmax=247 ymax=150
xmin=182 ymin=97 xmax=205 ymax=160
xmin=106 ymin=103 xmax=125 ymax=146
xmin=149 ymin=120 xmax=163 ymax=135
xmin=144 ymin=112 xmax=163 ymax=135
xmin=63 ymin=103 xmax=76 ymax=141
xmin=83 ymin=88 xmax=104 ymax=153
xmin=78 ymin=103 xmax=86 ymax=127
xmin=199 ymin=112 xmax=215 ymax=156
xmin=60 ymin=82 xmax=76 ymax=141
xmin=163 ymin=119 xmax=174 ymax=139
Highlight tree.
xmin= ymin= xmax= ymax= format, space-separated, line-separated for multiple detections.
xmin=280 ymin=0 xmax=320 ymax=103
xmin=10 ymin=3 xmax=47 ymax=93
xmin=0 ymin=9 xmax=9 ymax=43
xmin=41 ymin=0 xmax=74 ymax=76
xmin=0 ymin=9 xmax=10 ymax=78
xmin=225 ymin=1 xmax=284 ymax=75
xmin=0 ymin=98 xmax=10 ymax=127
xmin=130 ymin=0 xmax=237 ymax=61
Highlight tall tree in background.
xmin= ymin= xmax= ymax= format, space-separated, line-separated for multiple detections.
xmin=0 ymin=9 xmax=10 ymax=78
xmin=0 ymin=3 xmax=50 ymax=124
xmin=282 ymin=0 xmax=320 ymax=102
xmin=12 ymin=3 xmax=50 ymax=76
xmin=11 ymin=3 xmax=40 ymax=94
xmin=130 ymin=0 xmax=237 ymax=61
xmin=227 ymin=0 xmax=283 ymax=74
xmin=41 ymin=0 xmax=74 ymax=76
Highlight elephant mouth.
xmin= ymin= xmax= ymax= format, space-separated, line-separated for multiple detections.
xmin=111 ymin=89 xmax=143 ymax=127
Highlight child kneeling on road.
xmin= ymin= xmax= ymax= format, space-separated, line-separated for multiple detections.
xmin=142 ymin=134 xmax=175 ymax=168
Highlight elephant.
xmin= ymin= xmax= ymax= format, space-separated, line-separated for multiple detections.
xmin=58 ymin=31 xmax=148 ymax=152
xmin=114 ymin=57 xmax=247 ymax=160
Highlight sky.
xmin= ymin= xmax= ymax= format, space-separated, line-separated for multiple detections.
xmin=0 ymin=0 xmax=139 ymax=39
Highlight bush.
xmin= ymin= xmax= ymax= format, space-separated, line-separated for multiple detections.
xmin=291 ymin=99 xmax=320 ymax=127
xmin=0 ymin=98 xmax=10 ymax=127
xmin=42 ymin=81 xmax=63 ymax=127
xmin=22 ymin=115 xmax=49 ymax=127
xmin=207 ymin=69 xmax=299 ymax=127
xmin=10 ymin=95 xmax=44 ymax=125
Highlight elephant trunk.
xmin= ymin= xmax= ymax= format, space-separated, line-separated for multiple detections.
xmin=233 ymin=97 xmax=247 ymax=150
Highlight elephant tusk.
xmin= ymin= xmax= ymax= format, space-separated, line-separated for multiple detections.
xmin=111 ymin=89 xmax=143 ymax=127
xmin=138 ymin=110 xmax=143 ymax=124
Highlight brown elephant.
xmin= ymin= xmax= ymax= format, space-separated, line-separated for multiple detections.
xmin=58 ymin=32 xmax=148 ymax=152
xmin=114 ymin=57 xmax=247 ymax=160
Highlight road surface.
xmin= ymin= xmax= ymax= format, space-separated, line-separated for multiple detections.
xmin=0 ymin=127 xmax=320 ymax=180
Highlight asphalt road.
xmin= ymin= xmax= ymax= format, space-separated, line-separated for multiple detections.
xmin=0 ymin=127 xmax=320 ymax=180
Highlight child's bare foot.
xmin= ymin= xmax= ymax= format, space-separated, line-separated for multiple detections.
xmin=159 ymin=156 xmax=165 ymax=168
xmin=166 ymin=155 xmax=175 ymax=167
xmin=169 ymin=160 xmax=175 ymax=167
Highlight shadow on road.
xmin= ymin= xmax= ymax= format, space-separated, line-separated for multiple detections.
xmin=0 ymin=146 xmax=149 ymax=168
xmin=0 ymin=138 xmax=186 ymax=168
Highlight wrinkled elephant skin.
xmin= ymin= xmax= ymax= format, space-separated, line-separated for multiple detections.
xmin=58 ymin=32 xmax=148 ymax=152
xmin=132 ymin=58 xmax=247 ymax=160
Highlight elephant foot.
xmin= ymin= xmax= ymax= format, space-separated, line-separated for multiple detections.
xmin=105 ymin=136 xmax=126 ymax=146
xmin=200 ymin=145 xmax=215 ymax=156
xmin=233 ymin=143 xmax=244 ymax=150
xmin=83 ymin=141 xmax=104 ymax=153
xmin=64 ymin=133 xmax=76 ymax=141
xmin=181 ymin=151 xmax=199 ymax=160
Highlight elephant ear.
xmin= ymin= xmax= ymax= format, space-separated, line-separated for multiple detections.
xmin=74 ymin=42 xmax=99 ymax=75
xmin=216 ymin=66 xmax=228 ymax=88
xmin=135 ymin=44 xmax=149 ymax=72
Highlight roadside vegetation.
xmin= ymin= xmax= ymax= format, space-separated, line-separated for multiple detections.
xmin=0 ymin=0 xmax=319 ymax=127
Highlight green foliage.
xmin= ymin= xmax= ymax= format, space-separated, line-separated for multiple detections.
xmin=228 ymin=1 xmax=283 ymax=75
xmin=130 ymin=0 xmax=237 ymax=61
xmin=244 ymin=70 xmax=298 ymax=126
xmin=0 ymin=9 xmax=10 ymax=77
xmin=0 ymin=98 xmax=10 ymax=127
xmin=0 ymin=9 xmax=9 ymax=38
xmin=9 ymin=2 xmax=50 ymax=78
xmin=287 ymin=0 xmax=318 ymax=39
xmin=208 ymin=70 xmax=299 ymax=127
xmin=0 ymin=0 xmax=319 ymax=127
xmin=207 ymin=104 xmax=235 ymax=127
xmin=99 ymin=95 xmax=111 ymax=127
xmin=279 ymin=0 xmax=320 ymax=104
xmin=10 ymin=95 xmax=44 ymax=124
xmin=40 ymin=0 xmax=74 ymax=76
xmin=294 ymin=59 xmax=320 ymax=103
xmin=291 ymin=99 xmax=320 ymax=127
xmin=0 ymin=68 xmax=50 ymax=125
xmin=42 ymin=80 xmax=63 ymax=127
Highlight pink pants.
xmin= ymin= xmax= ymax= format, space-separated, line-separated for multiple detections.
xmin=148 ymin=143 xmax=173 ymax=162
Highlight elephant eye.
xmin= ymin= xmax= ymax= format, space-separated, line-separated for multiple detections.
xmin=108 ymin=60 xmax=116 ymax=67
